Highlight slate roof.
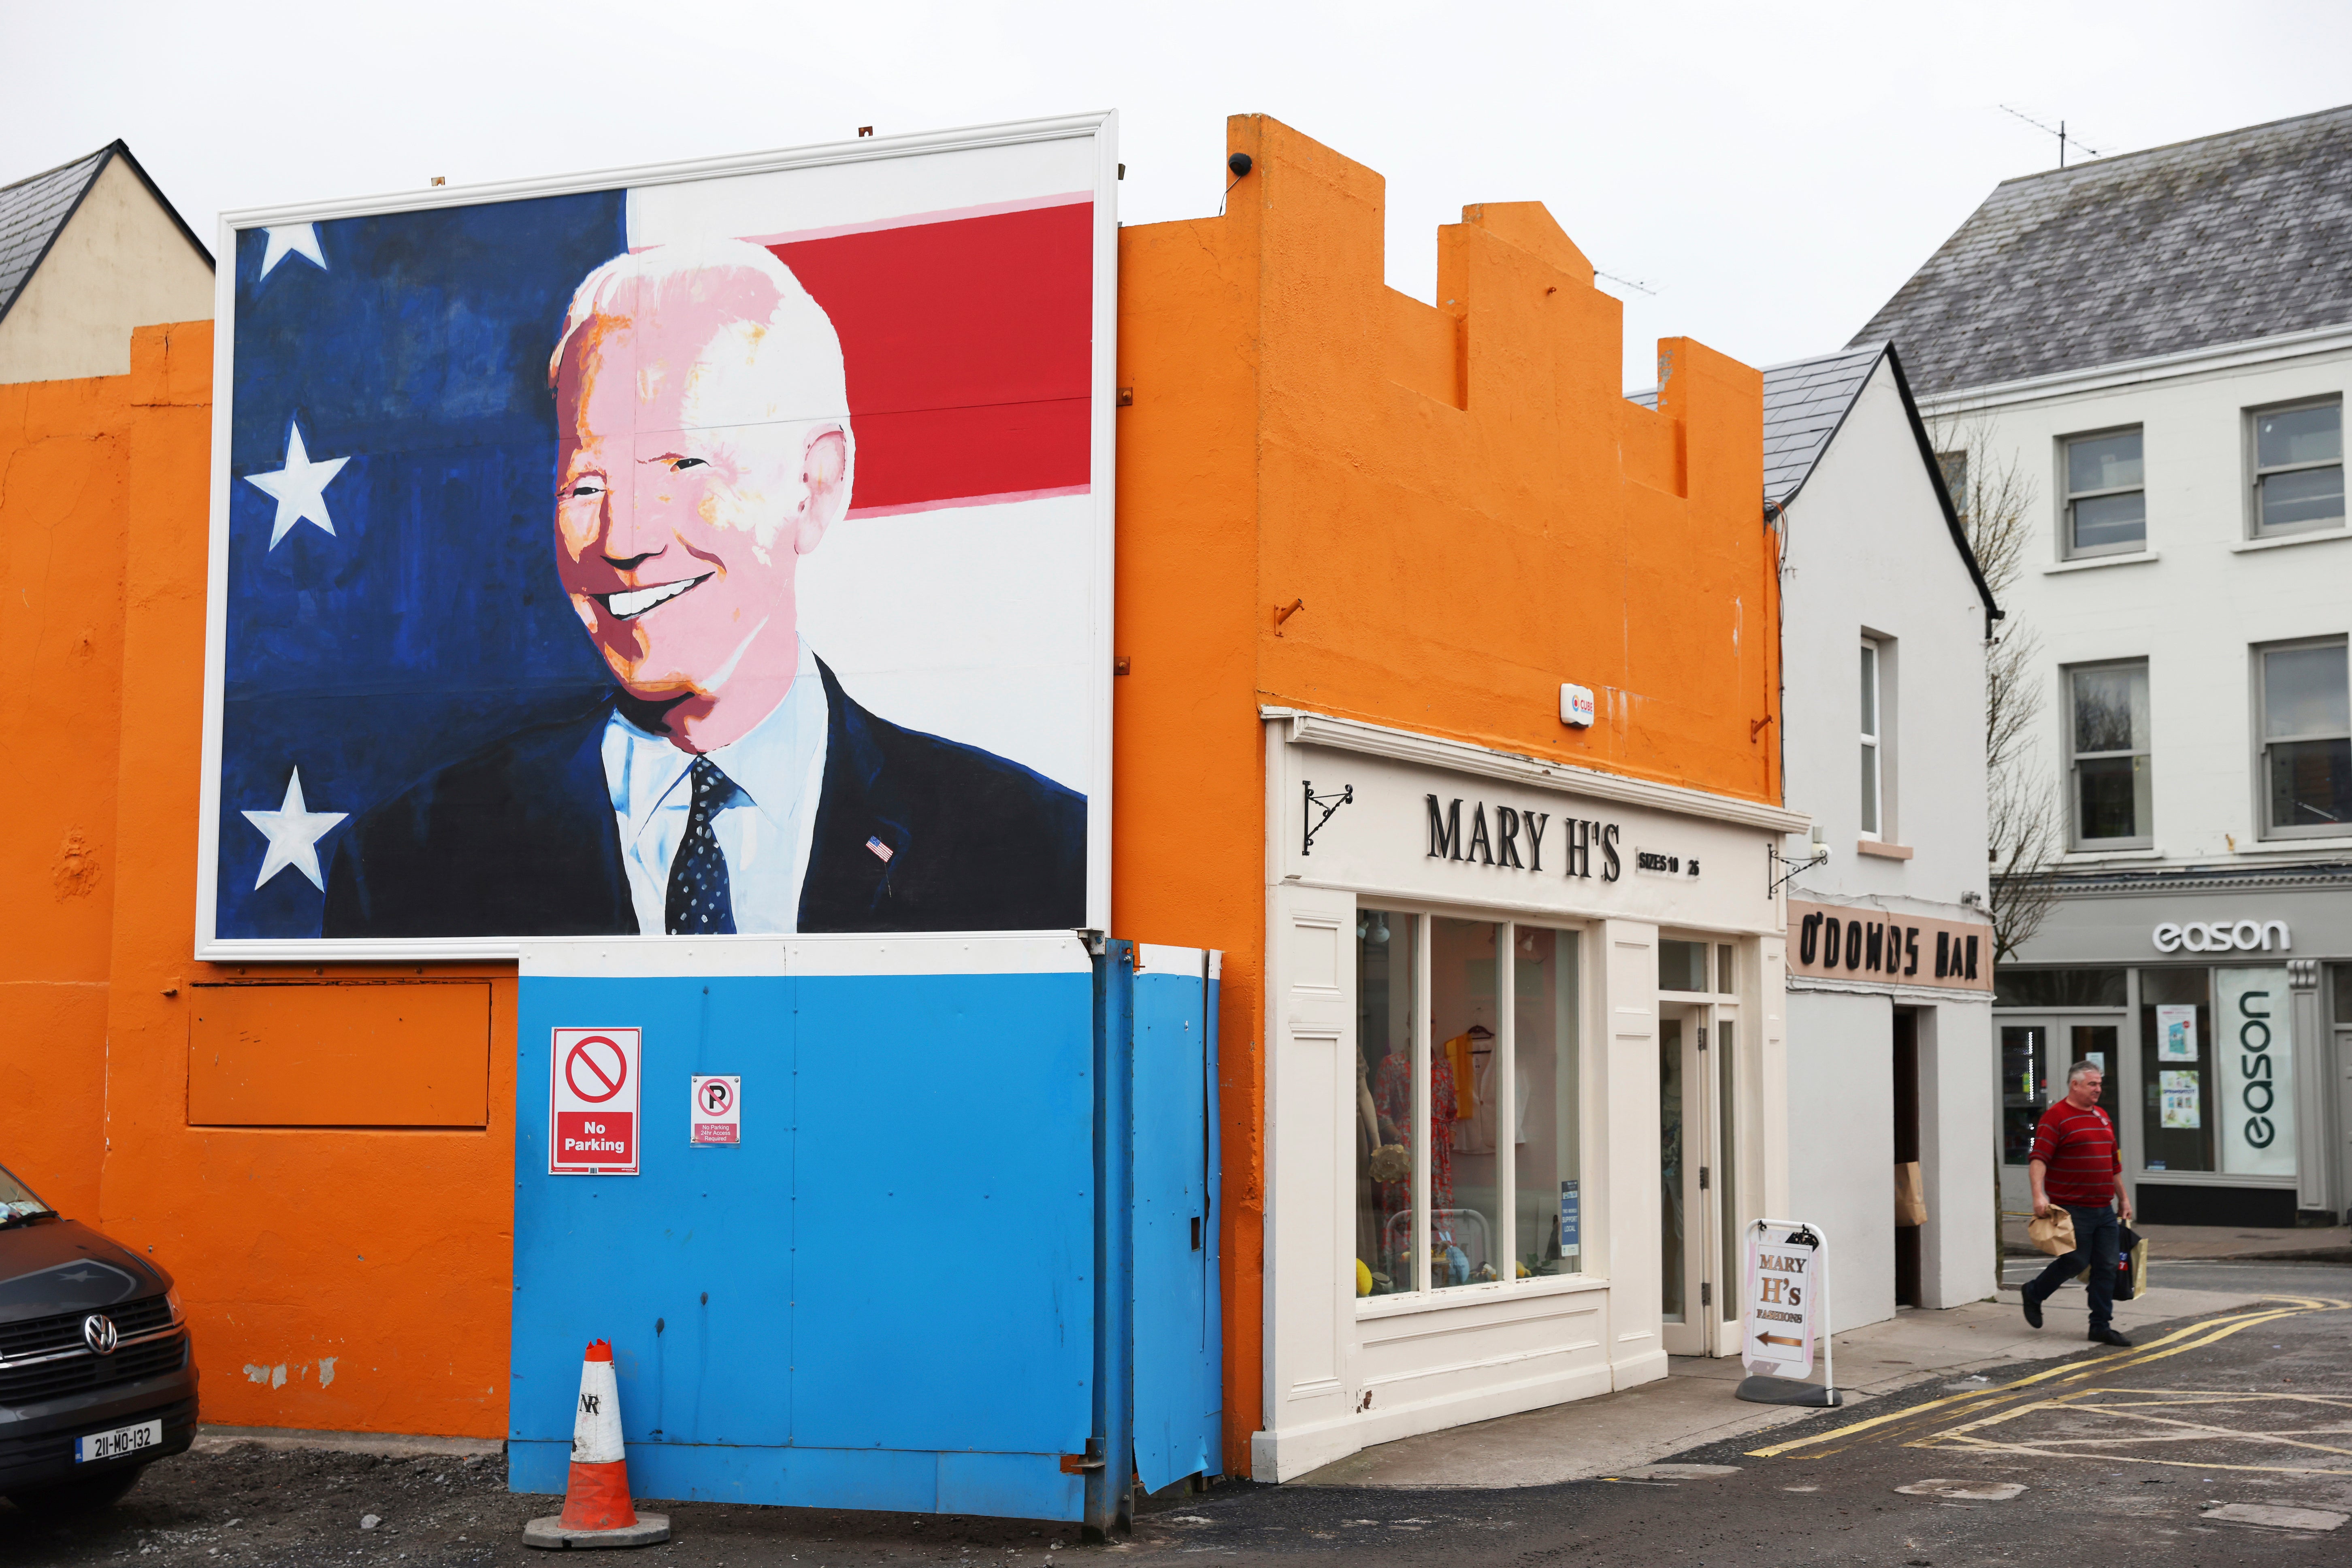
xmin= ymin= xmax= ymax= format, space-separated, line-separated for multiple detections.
xmin=0 ymin=141 xmax=210 ymax=330
xmin=1760 ymin=343 xmax=1885 ymax=508
xmin=1850 ymin=103 xmax=2352 ymax=396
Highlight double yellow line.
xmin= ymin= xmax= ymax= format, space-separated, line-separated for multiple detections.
xmin=1744 ymin=1296 xmax=2346 ymax=1459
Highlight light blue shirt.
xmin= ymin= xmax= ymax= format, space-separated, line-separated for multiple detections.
xmin=601 ymin=640 xmax=830 ymax=935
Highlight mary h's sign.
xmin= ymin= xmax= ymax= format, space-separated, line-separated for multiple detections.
xmin=1787 ymin=899 xmax=1992 ymax=992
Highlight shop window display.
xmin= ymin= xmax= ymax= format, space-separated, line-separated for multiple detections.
xmin=1430 ymin=918 xmax=1503 ymax=1288
xmin=2139 ymin=968 xmax=2213 ymax=1172
xmin=1514 ymin=926 xmax=1583 ymax=1278
xmin=1356 ymin=911 xmax=1588 ymax=1301
xmin=1355 ymin=909 xmax=1422 ymax=1294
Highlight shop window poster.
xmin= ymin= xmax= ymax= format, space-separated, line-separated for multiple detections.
xmin=198 ymin=118 xmax=1117 ymax=955
xmin=2159 ymin=1070 xmax=2201 ymax=1129
xmin=2156 ymin=1004 xmax=2199 ymax=1062
xmin=2214 ymin=967 xmax=2296 ymax=1177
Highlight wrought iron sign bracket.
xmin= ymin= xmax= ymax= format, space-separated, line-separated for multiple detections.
xmin=1768 ymin=842 xmax=1826 ymax=898
xmin=1302 ymin=780 xmax=1354 ymax=856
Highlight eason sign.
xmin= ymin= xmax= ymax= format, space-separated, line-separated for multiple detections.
xmin=2213 ymin=969 xmax=2296 ymax=1177
xmin=550 ymin=1027 xmax=641 ymax=1176
xmin=2153 ymin=920 xmax=2291 ymax=953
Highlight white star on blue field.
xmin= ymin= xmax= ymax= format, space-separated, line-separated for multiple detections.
xmin=215 ymin=192 xmax=629 ymax=938
xmin=243 ymin=420 xmax=351 ymax=548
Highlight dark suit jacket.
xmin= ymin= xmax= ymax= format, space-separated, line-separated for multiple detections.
xmin=322 ymin=659 xmax=1086 ymax=937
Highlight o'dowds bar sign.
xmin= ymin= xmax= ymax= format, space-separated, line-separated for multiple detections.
xmin=1787 ymin=900 xmax=1992 ymax=992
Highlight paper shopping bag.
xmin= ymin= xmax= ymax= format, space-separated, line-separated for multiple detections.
xmin=2027 ymin=1206 xmax=2076 ymax=1257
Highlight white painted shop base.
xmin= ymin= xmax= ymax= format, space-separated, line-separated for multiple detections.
xmin=1250 ymin=711 xmax=1806 ymax=1481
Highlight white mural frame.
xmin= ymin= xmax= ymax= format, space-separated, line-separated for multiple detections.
xmin=196 ymin=112 xmax=1118 ymax=960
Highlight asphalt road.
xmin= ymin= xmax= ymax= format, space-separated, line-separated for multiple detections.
xmin=4 ymin=1261 xmax=2346 ymax=1567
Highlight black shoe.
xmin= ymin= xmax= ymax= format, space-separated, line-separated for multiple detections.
xmin=2089 ymin=1326 xmax=2133 ymax=1347
xmin=2022 ymin=1293 xmax=2043 ymax=1329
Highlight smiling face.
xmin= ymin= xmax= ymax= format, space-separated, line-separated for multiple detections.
xmin=552 ymin=256 xmax=851 ymax=751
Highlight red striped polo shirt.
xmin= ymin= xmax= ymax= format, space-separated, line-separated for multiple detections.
xmin=2030 ymin=1101 xmax=2120 ymax=1206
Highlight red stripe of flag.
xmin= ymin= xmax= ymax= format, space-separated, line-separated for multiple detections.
xmin=771 ymin=200 xmax=1093 ymax=516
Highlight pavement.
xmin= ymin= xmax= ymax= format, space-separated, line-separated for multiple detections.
xmin=2000 ymin=1217 xmax=2352 ymax=1261
xmin=1289 ymin=1276 xmax=2263 ymax=1488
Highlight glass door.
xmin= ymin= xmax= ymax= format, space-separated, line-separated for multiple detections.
xmin=1659 ymin=1002 xmax=1724 ymax=1356
xmin=1998 ymin=1020 xmax=2052 ymax=1215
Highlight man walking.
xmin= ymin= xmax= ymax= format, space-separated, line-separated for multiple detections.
xmin=2022 ymin=1060 xmax=2133 ymax=1346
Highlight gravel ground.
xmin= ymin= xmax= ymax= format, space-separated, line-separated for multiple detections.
xmin=0 ymin=1442 xmax=1127 ymax=1568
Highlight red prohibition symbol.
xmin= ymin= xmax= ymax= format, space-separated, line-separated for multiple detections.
xmin=564 ymin=1036 xmax=628 ymax=1104
xmin=699 ymin=1080 xmax=732 ymax=1114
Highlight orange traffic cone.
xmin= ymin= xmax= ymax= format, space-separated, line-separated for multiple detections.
xmin=523 ymin=1339 xmax=670 ymax=1549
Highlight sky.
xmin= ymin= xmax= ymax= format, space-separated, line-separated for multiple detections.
xmin=7 ymin=0 xmax=2350 ymax=390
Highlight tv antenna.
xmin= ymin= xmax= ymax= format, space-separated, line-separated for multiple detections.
xmin=1998 ymin=105 xmax=2104 ymax=168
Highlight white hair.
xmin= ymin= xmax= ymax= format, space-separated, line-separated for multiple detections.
xmin=548 ymin=238 xmax=854 ymax=435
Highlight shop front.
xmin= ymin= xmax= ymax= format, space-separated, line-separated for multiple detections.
xmin=1996 ymin=870 xmax=2352 ymax=1228
xmin=1252 ymin=710 xmax=1802 ymax=1480
xmin=1783 ymin=900 xmax=1996 ymax=1327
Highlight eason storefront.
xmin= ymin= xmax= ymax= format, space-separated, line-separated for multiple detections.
xmin=1254 ymin=710 xmax=1802 ymax=1480
xmin=1996 ymin=867 xmax=2352 ymax=1228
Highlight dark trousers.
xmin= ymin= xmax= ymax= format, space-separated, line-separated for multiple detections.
xmin=2026 ymin=1203 xmax=2119 ymax=1328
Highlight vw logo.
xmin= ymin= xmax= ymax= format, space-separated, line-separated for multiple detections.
xmin=83 ymin=1314 xmax=119 ymax=1355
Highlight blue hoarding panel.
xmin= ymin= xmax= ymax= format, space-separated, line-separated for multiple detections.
xmin=937 ymin=1452 xmax=1084 ymax=1520
xmin=513 ymin=976 xmax=797 ymax=1455
xmin=513 ymin=953 xmax=1093 ymax=1522
xmin=1131 ymin=952 xmax=1223 ymax=1492
xmin=790 ymin=971 xmax=1094 ymax=1455
xmin=517 ymin=1437 xmax=1077 ymax=1516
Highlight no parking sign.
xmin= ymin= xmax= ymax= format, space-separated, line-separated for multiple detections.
xmin=550 ymin=1027 xmax=641 ymax=1176
xmin=690 ymin=1075 xmax=741 ymax=1145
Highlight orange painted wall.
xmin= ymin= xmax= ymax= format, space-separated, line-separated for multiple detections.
xmin=1112 ymin=117 xmax=1775 ymax=1475
xmin=0 ymin=325 xmax=518 ymax=1437
xmin=0 ymin=369 xmax=134 ymax=1222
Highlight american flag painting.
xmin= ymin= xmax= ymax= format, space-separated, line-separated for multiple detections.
xmin=208 ymin=122 xmax=1112 ymax=950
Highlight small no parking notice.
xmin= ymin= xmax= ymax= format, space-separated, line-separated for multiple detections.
xmin=550 ymin=1027 xmax=640 ymax=1175
xmin=690 ymin=1074 xmax=741 ymax=1145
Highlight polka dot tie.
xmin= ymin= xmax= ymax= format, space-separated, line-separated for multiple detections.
xmin=664 ymin=756 xmax=739 ymax=935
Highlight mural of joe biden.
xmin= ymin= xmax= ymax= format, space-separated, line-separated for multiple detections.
xmin=324 ymin=239 xmax=1085 ymax=937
